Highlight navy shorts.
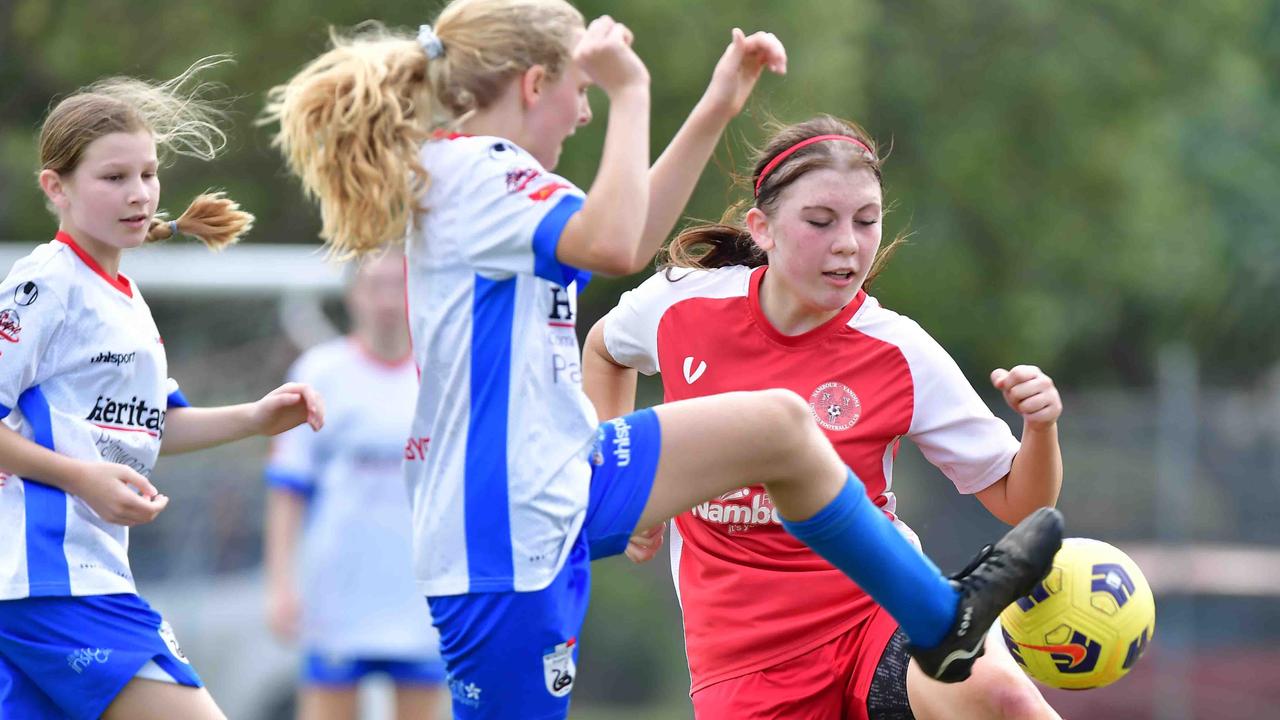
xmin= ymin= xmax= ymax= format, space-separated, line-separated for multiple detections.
xmin=0 ymin=593 xmax=201 ymax=720
xmin=428 ymin=407 xmax=662 ymax=720
xmin=303 ymin=653 xmax=448 ymax=687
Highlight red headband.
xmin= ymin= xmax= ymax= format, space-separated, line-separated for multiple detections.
xmin=754 ymin=134 xmax=874 ymax=196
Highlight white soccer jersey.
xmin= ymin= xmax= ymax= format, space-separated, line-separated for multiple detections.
xmin=265 ymin=338 xmax=437 ymax=657
xmin=405 ymin=135 xmax=598 ymax=596
xmin=0 ymin=233 xmax=187 ymax=600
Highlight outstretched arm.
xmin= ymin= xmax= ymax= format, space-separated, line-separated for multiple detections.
xmin=558 ymin=26 xmax=786 ymax=276
xmin=975 ymin=365 xmax=1063 ymax=524
xmin=639 ymin=29 xmax=787 ymax=267
xmin=161 ymin=382 xmax=324 ymax=455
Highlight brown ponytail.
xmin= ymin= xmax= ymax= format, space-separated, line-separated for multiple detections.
xmin=146 ymin=192 xmax=254 ymax=250
xmin=661 ymin=202 xmax=766 ymax=278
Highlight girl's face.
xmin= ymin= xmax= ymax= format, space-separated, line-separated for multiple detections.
xmin=748 ymin=166 xmax=883 ymax=324
xmin=347 ymin=252 xmax=408 ymax=337
xmin=46 ymin=131 xmax=159 ymax=254
xmin=523 ymin=39 xmax=593 ymax=169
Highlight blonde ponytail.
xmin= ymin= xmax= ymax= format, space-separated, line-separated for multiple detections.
xmin=264 ymin=25 xmax=434 ymax=260
xmin=264 ymin=0 xmax=585 ymax=259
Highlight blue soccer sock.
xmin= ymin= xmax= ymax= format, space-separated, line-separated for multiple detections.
xmin=779 ymin=469 xmax=959 ymax=648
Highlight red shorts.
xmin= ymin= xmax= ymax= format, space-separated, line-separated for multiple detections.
xmin=690 ymin=605 xmax=899 ymax=720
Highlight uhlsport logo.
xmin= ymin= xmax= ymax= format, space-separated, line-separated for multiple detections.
xmin=809 ymin=381 xmax=861 ymax=431
xmin=13 ymin=281 xmax=38 ymax=307
xmin=90 ymin=350 xmax=136 ymax=366
xmin=607 ymin=416 xmax=632 ymax=468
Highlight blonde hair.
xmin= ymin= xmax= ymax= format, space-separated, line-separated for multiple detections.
xmin=664 ymin=115 xmax=906 ymax=286
xmin=263 ymin=0 xmax=584 ymax=259
xmin=38 ymin=56 xmax=254 ymax=250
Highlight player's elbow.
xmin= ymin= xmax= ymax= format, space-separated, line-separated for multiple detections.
xmin=590 ymin=246 xmax=646 ymax=277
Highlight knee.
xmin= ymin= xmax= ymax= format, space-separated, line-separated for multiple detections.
xmin=977 ymin=664 xmax=1048 ymax=720
xmin=749 ymin=388 xmax=828 ymax=472
xmin=756 ymin=388 xmax=814 ymax=438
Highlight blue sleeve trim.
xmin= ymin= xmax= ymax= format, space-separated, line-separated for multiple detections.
xmin=0 ymin=402 xmax=10 ymax=419
xmin=264 ymin=468 xmax=315 ymax=499
xmin=531 ymin=194 xmax=586 ymax=286
xmin=167 ymin=390 xmax=191 ymax=409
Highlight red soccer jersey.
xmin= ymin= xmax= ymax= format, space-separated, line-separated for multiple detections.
xmin=602 ymin=265 xmax=1020 ymax=691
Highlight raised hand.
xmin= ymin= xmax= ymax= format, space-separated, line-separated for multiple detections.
xmin=991 ymin=365 xmax=1062 ymax=429
xmin=702 ymin=28 xmax=787 ymax=118
xmin=574 ymin=15 xmax=649 ymax=97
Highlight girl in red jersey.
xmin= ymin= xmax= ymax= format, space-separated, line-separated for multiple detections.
xmin=585 ymin=115 xmax=1064 ymax=720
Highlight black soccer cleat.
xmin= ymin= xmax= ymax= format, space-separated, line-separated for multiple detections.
xmin=908 ymin=506 xmax=1064 ymax=683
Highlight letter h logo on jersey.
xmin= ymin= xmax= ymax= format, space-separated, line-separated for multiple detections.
xmin=548 ymin=286 xmax=573 ymax=322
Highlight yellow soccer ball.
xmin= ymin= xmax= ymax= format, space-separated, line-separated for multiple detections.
xmin=999 ymin=537 xmax=1156 ymax=690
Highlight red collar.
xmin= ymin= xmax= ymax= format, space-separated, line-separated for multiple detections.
xmin=55 ymin=231 xmax=133 ymax=298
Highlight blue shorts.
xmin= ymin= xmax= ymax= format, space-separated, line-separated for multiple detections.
xmin=0 ymin=593 xmax=201 ymax=720
xmin=428 ymin=407 xmax=662 ymax=720
xmin=303 ymin=653 xmax=448 ymax=687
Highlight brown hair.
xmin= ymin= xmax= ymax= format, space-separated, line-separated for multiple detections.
xmin=663 ymin=115 xmax=905 ymax=285
xmin=38 ymin=56 xmax=253 ymax=250
xmin=263 ymin=0 xmax=585 ymax=259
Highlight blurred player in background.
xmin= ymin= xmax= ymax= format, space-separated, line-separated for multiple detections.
xmin=264 ymin=252 xmax=447 ymax=720
xmin=0 ymin=58 xmax=323 ymax=720
xmin=586 ymin=115 xmax=1064 ymax=719
xmin=265 ymin=2 xmax=1062 ymax=717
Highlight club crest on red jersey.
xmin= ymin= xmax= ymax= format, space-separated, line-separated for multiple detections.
xmin=809 ymin=381 xmax=861 ymax=431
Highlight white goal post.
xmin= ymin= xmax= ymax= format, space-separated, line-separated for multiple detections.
xmin=0 ymin=242 xmax=347 ymax=350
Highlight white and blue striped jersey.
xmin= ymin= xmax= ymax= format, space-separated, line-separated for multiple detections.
xmin=405 ymin=135 xmax=598 ymax=596
xmin=265 ymin=338 xmax=438 ymax=658
xmin=0 ymin=233 xmax=187 ymax=600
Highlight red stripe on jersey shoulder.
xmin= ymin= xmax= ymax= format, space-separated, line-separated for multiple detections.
xmin=55 ymin=231 xmax=133 ymax=298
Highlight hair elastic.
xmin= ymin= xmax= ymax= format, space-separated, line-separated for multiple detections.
xmin=417 ymin=24 xmax=445 ymax=60
xmin=754 ymin=134 xmax=874 ymax=197
xmin=167 ymin=220 xmax=180 ymax=238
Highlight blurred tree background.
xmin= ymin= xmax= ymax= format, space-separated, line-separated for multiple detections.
xmin=4 ymin=0 xmax=1278 ymax=385
xmin=3 ymin=1 xmax=1280 ymax=718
